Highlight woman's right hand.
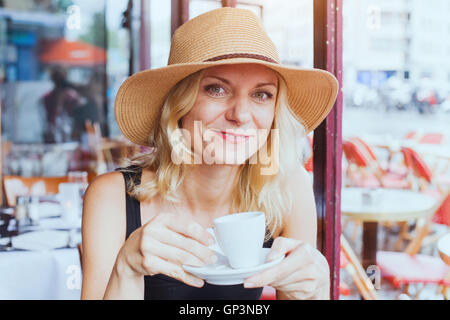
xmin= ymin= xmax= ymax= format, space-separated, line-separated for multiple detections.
xmin=114 ymin=213 xmax=217 ymax=288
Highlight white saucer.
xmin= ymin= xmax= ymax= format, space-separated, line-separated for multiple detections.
xmin=183 ymin=247 xmax=284 ymax=286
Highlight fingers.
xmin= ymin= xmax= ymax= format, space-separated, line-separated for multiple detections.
xmin=137 ymin=213 xmax=218 ymax=287
xmin=244 ymin=252 xmax=298 ymax=288
xmin=274 ymin=279 xmax=319 ymax=299
xmin=244 ymin=238 xmax=311 ymax=288
xmin=137 ymin=213 xmax=219 ymax=286
xmin=151 ymin=227 xmax=217 ymax=266
xmin=266 ymin=237 xmax=302 ymax=262
xmin=144 ymin=236 xmax=215 ymax=267
xmin=270 ymin=266 xmax=317 ymax=288
xmin=162 ymin=214 xmax=215 ymax=247
xmin=141 ymin=255 xmax=204 ymax=288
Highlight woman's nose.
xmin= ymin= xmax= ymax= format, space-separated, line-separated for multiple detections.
xmin=225 ymin=97 xmax=252 ymax=125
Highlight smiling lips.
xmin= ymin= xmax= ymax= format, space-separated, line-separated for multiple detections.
xmin=214 ymin=130 xmax=254 ymax=144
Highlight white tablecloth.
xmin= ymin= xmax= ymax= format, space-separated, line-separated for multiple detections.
xmin=0 ymin=246 xmax=82 ymax=300
xmin=0 ymin=199 xmax=84 ymax=299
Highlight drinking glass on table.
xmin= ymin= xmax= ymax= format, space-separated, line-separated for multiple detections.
xmin=68 ymin=171 xmax=88 ymax=199
xmin=59 ymin=183 xmax=82 ymax=222
xmin=58 ymin=183 xmax=82 ymax=247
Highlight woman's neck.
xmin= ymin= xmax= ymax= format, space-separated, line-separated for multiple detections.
xmin=178 ymin=164 xmax=241 ymax=218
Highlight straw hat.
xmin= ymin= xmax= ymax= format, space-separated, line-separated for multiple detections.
xmin=115 ymin=7 xmax=339 ymax=146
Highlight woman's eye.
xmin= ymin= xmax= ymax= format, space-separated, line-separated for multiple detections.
xmin=254 ymin=91 xmax=273 ymax=101
xmin=205 ymin=85 xmax=226 ymax=96
xmin=204 ymin=84 xmax=273 ymax=101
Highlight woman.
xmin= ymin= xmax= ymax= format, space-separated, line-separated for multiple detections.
xmin=81 ymin=7 xmax=338 ymax=300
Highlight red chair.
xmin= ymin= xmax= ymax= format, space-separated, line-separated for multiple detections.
xmin=377 ymin=216 xmax=450 ymax=299
xmin=351 ymin=137 xmax=408 ymax=177
xmin=401 ymin=147 xmax=433 ymax=184
xmin=433 ymin=193 xmax=450 ymax=226
xmin=400 ymin=146 xmax=449 ymax=196
xmin=419 ymin=133 xmax=444 ymax=145
xmin=342 ymin=139 xmax=410 ymax=243
xmin=343 ymin=140 xmax=369 ymax=167
xmin=342 ymin=140 xmax=377 ymax=187
xmin=342 ymin=139 xmax=409 ymax=189
xmin=340 ymin=235 xmax=378 ymax=300
xmin=377 ymin=251 xmax=450 ymax=294
xmin=340 ymin=235 xmax=418 ymax=300
xmin=391 ymin=147 xmax=447 ymax=249
xmin=419 ymin=192 xmax=450 ymax=251
xmin=351 ymin=137 xmax=378 ymax=162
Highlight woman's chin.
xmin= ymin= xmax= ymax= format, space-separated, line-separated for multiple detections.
xmin=216 ymin=152 xmax=255 ymax=165
xmin=198 ymin=152 xmax=250 ymax=166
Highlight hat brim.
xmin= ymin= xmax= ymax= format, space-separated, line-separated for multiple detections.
xmin=115 ymin=58 xmax=339 ymax=146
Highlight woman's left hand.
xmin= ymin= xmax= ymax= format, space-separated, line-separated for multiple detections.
xmin=243 ymin=237 xmax=330 ymax=300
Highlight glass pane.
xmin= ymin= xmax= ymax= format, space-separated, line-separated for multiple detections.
xmin=0 ymin=0 xmax=109 ymax=176
xmin=341 ymin=0 xmax=450 ymax=300
xmin=106 ymin=0 xmax=130 ymax=137
xmin=149 ymin=0 xmax=171 ymax=69
xmin=236 ymin=2 xmax=261 ymax=18
xmin=258 ymin=0 xmax=313 ymax=67
xmin=189 ymin=0 xmax=221 ymax=19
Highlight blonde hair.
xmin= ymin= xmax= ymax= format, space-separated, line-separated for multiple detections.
xmin=122 ymin=67 xmax=307 ymax=239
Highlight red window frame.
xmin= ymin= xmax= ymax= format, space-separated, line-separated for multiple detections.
xmin=313 ymin=0 xmax=343 ymax=300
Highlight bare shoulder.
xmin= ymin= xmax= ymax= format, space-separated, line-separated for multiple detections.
xmin=82 ymin=170 xmax=128 ymax=234
xmin=81 ymin=170 xmax=127 ymax=299
xmin=85 ymin=170 xmax=125 ymax=199
xmin=82 ymin=170 xmax=127 ymax=238
xmin=280 ymin=165 xmax=317 ymax=247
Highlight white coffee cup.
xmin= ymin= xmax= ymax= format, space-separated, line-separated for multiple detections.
xmin=213 ymin=211 xmax=266 ymax=269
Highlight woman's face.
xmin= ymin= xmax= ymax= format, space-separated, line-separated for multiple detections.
xmin=181 ymin=63 xmax=278 ymax=165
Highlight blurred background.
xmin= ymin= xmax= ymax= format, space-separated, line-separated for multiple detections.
xmin=0 ymin=0 xmax=448 ymax=300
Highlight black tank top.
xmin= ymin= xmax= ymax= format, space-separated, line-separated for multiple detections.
xmin=116 ymin=166 xmax=273 ymax=300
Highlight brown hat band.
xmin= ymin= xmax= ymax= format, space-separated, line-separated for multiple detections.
xmin=204 ymin=53 xmax=279 ymax=64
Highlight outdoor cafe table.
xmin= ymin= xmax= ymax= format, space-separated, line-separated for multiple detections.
xmin=341 ymin=188 xmax=437 ymax=269
xmin=0 ymin=216 xmax=82 ymax=299
xmin=0 ymin=245 xmax=82 ymax=299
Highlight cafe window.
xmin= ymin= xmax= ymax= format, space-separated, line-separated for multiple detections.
xmin=190 ymin=0 xmax=221 ymax=18
xmin=149 ymin=0 xmax=171 ymax=69
xmin=341 ymin=0 xmax=450 ymax=300
xmin=0 ymin=0 xmax=134 ymax=177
